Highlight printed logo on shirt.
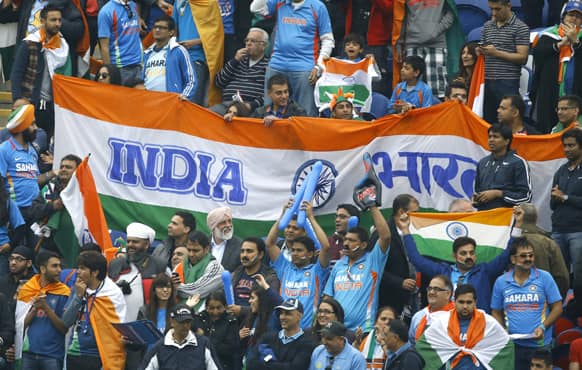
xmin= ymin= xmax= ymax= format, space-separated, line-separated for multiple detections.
xmin=284 ymin=281 xmax=310 ymax=297
xmin=281 ymin=16 xmax=307 ymax=26
xmin=334 ymin=273 xmax=363 ymax=291
xmin=504 ymin=293 xmax=540 ymax=311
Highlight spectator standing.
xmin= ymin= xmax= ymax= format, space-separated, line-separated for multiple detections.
xmin=479 ymin=0 xmax=529 ymax=124
xmin=327 ymin=204 xmax=360 ymax=263
xmin=551 ymin=129 xmax=582 ymax=268
xmin=250 ymin=0 xmax=334 ymax=117
xmin=153 ymin=211 xmax=196 ymax=268
xmin=532 ymin=0 xmax=582 ymax=133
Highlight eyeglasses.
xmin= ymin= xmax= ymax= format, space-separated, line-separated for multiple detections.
xmin=556 ymin=106 xmax=577 ymax=112
xmin=318 ymin=309 xmax=334 ymax=315
xmin=153 ymin=25 xmax=169 ymax=30
xmin=244 ymin=38 xmax=264 ymax=44
xmin=98 ymin=72 xmax=109 ymax=79
xmin=9 ymin=256 xmax=28 ymax=262
xmin=517 ymin=253 xmax=534 ymax=259
xmin=123 ymin=3 xmax=134 ymax=19
xmin=427 ymin=286 xmax=450 ymax=293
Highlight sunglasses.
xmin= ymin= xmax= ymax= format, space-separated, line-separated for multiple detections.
xmin=98 ymin=72 xmax=109 ymax=79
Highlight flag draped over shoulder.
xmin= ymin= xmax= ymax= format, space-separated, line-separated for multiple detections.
xmin=416 ymin=309 xmax=514 ymax=370
xmin=314 ymin=57 xmax=378 ymax=113
xmin=409 ymin=208 xmax=513 ymax=263
xmin=90 ymin=277 xmax=127 ymax=370
xmin=15 ymin=275 xmax=71 ymax=359
xmin=468 ymin=54 xmax=485 ymax=117
xmin=60 ymin=156 xmax=115 ymax=260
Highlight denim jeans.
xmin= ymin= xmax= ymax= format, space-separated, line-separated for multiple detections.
xmin=21 ymin=353 xmax=63 ymax=370
xmin=264 ymin=66 xmax=317 ymax=117
xmin=551 ymin=231 xmax=582 ymax=269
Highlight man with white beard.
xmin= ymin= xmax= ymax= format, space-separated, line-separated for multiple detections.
xmin=206 ymin=207 xmax=242 ymax=272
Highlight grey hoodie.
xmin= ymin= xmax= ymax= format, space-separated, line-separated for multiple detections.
xmin=403 ymin=0 xmax=454 ymax=48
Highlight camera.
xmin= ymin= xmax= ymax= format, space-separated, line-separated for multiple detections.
xmin=116 ymin=280 xmax=132 ymax=295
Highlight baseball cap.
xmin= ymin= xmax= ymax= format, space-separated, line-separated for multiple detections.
xmin=170 ymin=304 xmax=193 ymax=322
xmin=275 ymin=298 xmax=304 ymax=313
xmin=564 ymin=0 xmax=582 ymax=15
xmin=319 ymin=321 xmax=347 ymax=338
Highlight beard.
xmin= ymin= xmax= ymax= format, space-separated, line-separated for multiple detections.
xmin=216 ymin=227 xmax=233 ymax=241
xmin=22 ymin=129 xmax=37 ymax=143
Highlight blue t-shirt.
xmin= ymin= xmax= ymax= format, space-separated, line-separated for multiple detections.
xmin=272 ymin=254 xmax=330 ymax=328
xmin=388 ymin=80 xmax=434 ymax=113
xmin=266 ymin=0 xmax=332 ymax=71
xmin=172 ymin=0 xmax=205 ymax=62
xmin=323 ymin=241 xmax=389 ymax=331
xmin=0 ymin=138 xmax=40 ymax=207
xmin=156 ymin=308 xmax=166 ymax=333
xmin=309 ymin=338 xmax=366 ymax=370
xmin=98 ymin=0 xmax=143 ymax=68
xmin=218 ymin=0 xmax=234 ymax=34
xmin=0 ymin=199 xmax=25 ymax=244
xmin=491 ymin=268 xmax=562 ymax=347
xmin=26 ymin=293 xmax=69 ymax=359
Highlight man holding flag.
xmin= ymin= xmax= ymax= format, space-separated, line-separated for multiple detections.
xmin=395 ymin=210 xmax=514 ymax=312
xmin=416 ymin=284 xmax=514 ymax=370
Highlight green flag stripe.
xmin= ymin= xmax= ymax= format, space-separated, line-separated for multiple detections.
xmin=412 ymin=235 xmax=504 ymax=263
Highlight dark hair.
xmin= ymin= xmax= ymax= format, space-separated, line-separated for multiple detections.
xmin=336 ymin=204 xmax=360 ymax=218
xmin=174 ymin=211 xmax=197 ymax=233
xmin=432 ymin=274 xmax=453 ymax=292
xmin=77 ymin=251 xmax=107 ymax=280
xmin=293 ymin=235 xmax=315 ymax=252
xmin=154 ymin=15 xmax=175 ymax=31
xmin=509 ymin=236 xmax=533 ymax=256
xmin=40 ymin=4 xmax=62 ymax=19
xmin=226 ymin=101 xmax=251 ymax=118
xmin=457 ymin=42 xmax=478 ymax=82
xmin=387 ymin=319 xmax=409 ymax=342
xmin=392 ymin=194 xmax=418 ymax=214
xmin=446 ymin=79 xmax=468 ymax=98
xmin=562 ymin=127 xmax=582 ymax=147
xmin=267 ymin=74 xmax=288 ymax=90
xmin=95 ymin=64 xmax=122 ymax=85
xmin=488 ymin=0 xmax=510 ymax=3
xmin=502 ymin=95 xmax=526 ymax=118
xmin=36 ymin=250 xmax=60 ymax=268
xmin=61 ymin=154 xmax=82 ymax=167
xmin=241 ymin=236 xmax=266 ymax=254
xmin=376 ymin=305 xmax=397 ymax=322
xmin=207 ymin=291 xmax=227 ymax=306
xmin=146 ymin=274 xmax=176 ymax=333
xmin=557 ymin=94 xmax=581 ymax=110
xmin=124 ymin=77 xmax=145 ymax=88
xmin=188 ymin=231 xmax=210 ymax=248
xmin=346 ymin=226 xmax=369 ymax=244
xmin=80 ymin=242 xmax=102 ymax=253
xmin=454 ymin=283 xmax=477 ymax=300
xmin=488 ymin=123 xmax=513 ymax=150
xmin=530 ymin=349 xmax=552 ymax=366
xmin=403 ymin=55 xmax=426 ymax=80
xmin=312 ymin=296 xmax=346 ymax=343
xmin=246 ymin=286 xmax=276 ymax=341
xmin=452 ymin=236 xmax=476 ymax=254
xmin=0 ymin=177 xmax=9 ymax=226
xmin=343 ymin=33 xmax=365 ymax=49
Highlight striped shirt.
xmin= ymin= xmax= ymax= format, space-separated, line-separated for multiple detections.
xmin=215 ymin=56 xmax=269 ymax=110
xmin=481 ymin=13 xmax=529 ymax=80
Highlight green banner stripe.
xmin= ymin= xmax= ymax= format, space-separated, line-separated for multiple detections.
xmin=412 ymin=235 xmax=504 ymax=263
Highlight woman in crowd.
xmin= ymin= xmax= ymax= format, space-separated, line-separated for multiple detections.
xmin=457 ymin=42 xmax=478 ymax=88
xmin=137 ymin=274 xmax=176 ymax=333
xmin=94 ymin=64 xmax=122 ymax=85
xmin=358 ymin=306 xmax=397 ymax=370
xmin=306 ymin=296 xmax=355 ymax=345
xmin=223 ymin=101 xmax=251 ymax=122
xmin=194 ymin=291 xmax=241 ymax=370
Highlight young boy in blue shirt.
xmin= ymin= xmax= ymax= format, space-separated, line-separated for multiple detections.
xmin=389 ymin=55 xmax=434 ymax=114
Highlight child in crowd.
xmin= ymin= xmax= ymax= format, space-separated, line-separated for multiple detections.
xmin=388 ymin=55 xmax=434 ymax=114
xmin=194 ymin=291 xmax=241 ymax=370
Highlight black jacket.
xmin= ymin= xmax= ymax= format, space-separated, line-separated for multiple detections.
xmin=384 ymin=346 xmax=424 ymax=370
xmin=474 ymin=150 xmax=532 ymax=210
xmin=194 ymin=311 xmax=241 ymax=370
xmin=246 ymin=331 xmax=316 ymax=370
xmin=551 ymin=162 xmax=582 ymax=233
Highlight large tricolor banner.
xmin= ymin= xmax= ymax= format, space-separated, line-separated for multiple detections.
xmin=53 ymin=76 xmax=563 ymax=243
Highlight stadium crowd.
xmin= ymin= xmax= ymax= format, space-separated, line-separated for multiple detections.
xmin=0 ymin=0 xmax=582 ymax=368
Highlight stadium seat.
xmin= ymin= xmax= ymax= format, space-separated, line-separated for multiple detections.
xmin=556 ymin=328 xmax=582 ymax=346
xmin=554 ymin=317 xmax=576 ymax=338
xmin=467 ymin=27 xmax=483 ymax=42
xmin=519 ymin=65 xmax=533 ymax=116
xmin=455 ymin=0 xmax=490 ymax=35
xmin=368 ymin=92 xmax=390 ymax=119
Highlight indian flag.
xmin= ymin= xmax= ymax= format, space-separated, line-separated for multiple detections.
xmin=409 ymin=208 xmax=513 ymax=263
xmin=60 ymin=156 xmax=116 ymax=259
xmin=52 ymin=76 xmax=563 ymax=239
xmin=417 ymin=309 xmax=514 ymax=370
xmin=468 ymin=55 xmax=485 ymax=117
xmin=314 ymin=57 xmax=378 ymax=112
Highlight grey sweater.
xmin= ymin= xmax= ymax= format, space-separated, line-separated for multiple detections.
xmin=403 ymin=0 xmax=454 ymax=48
